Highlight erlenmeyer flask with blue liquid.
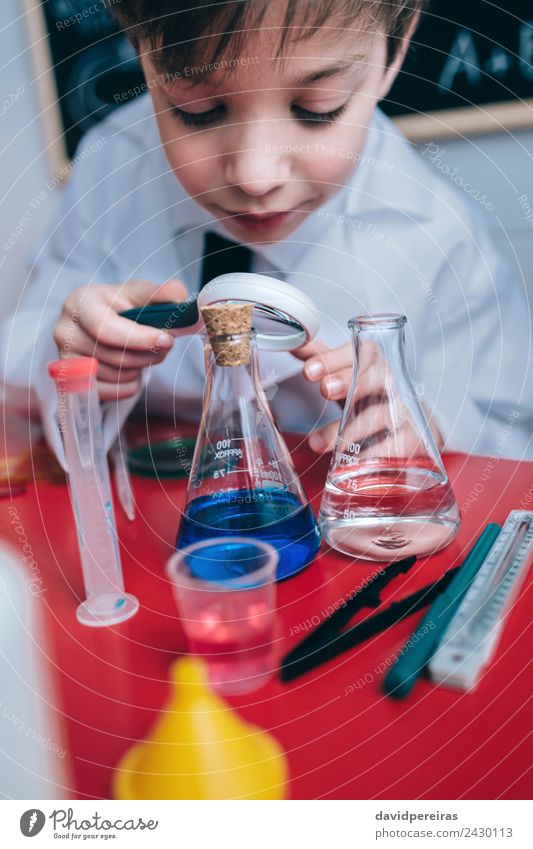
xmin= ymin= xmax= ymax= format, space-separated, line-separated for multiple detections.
xmin=176 ymin=302 xmax=321 ymax=580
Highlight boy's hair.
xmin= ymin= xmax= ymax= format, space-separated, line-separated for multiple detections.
xmin=113 ymin=0 xmax=428 ymax=79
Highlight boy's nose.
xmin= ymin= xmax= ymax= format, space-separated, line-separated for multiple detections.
xmin=224 ymin=142 xmax=290 ymax=197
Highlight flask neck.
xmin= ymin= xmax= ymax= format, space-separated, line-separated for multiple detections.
xmin=350 ymin=314 xmax=407 ymax=368
xmin=203 ymin=330 xmax=262 ymax=395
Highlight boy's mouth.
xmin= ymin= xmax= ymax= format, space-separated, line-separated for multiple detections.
xmin=218 ymin=207 xmax=297 ymax=232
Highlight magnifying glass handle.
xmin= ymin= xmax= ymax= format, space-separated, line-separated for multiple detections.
xmin=119 ymin=299 xmax=201 ymax=333
xmin=119 ymin=274 xmax=320 ymax=351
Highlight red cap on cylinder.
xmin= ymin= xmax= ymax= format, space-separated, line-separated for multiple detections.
xmin=48 ymin=357 xmax=98 ymax=393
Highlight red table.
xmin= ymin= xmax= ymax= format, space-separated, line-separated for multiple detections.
xmin=1 ymin=433 xmax=531 ymax=800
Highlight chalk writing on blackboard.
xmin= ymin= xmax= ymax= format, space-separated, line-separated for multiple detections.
xmin=383 ymin=1 xmax=533 ymax=120
xmin=438 ymin=22 xmax=533 ymax=93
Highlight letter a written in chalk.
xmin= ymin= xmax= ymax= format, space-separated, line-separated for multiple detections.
xmin=439 ymin=30 xmax=481 ymax=92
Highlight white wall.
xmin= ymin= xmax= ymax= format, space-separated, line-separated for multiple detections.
xmin=415 ymin=126 xmax=533 ymax=312
xmin=0 ymin=0 xmax=59 ymax=320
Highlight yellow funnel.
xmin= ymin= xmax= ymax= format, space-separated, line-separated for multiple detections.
xmin=113 ymin=657 xmax=287 ymax=799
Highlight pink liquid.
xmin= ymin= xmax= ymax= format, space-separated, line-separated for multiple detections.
xmin=186 ymin=596 xmax=274 ymax=694
xmin=319 ymin=460 xmax=460 ymax=560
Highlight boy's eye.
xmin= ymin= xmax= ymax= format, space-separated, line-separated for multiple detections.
xmin=171 ymin=104 xmax=225 ymax=126
xmin=292 ymin=102 xmax=348 ymax=126
xmin=171 ymin=100 xmax=348 ymax=128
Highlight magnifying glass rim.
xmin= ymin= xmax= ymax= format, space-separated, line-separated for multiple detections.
xmin=198 ymin=273 xmax=319 ymax=351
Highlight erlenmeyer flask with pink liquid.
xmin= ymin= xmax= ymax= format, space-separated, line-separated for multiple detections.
xmin=319 ymin=314 xmax=460 ymax=560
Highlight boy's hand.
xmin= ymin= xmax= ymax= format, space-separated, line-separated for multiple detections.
xmin=294 ymin=339 xmax=443 ymax=454
xmin=54 ymin=279 xmax=187 ymax=401
xmin=294 ymin=338 xmax=382 ymax=452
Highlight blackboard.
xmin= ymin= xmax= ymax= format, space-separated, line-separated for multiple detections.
xmin=25 ymin=0 xmax=143 ymax=161
xmin=24 ymin=0 xmax=533 ymax=170
xmin=383 ymin=0 xmax=533 ymax=138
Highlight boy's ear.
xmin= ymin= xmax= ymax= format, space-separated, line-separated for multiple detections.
xmin=378 ymin=12 xmax=421 ymax=100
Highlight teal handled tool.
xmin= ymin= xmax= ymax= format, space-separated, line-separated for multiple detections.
xmin=382 ymin=523 xmax=502 ymax=699
xmin=120 ymin=298 xmax=199 ymax=330
xmin=429 ymin=511 xmax=533 ymax=691
xmin=119 ymin=274 xmax=320 ymax=352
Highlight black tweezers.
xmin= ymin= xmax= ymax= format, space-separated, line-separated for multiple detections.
xmin=280 ymin=558 xmax=459 ymax=682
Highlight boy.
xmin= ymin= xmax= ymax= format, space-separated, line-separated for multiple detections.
xmin=2 ymin=0 xmax=531 ymax=461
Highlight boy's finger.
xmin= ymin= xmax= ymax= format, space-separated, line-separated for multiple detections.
xmin=80 ymin=300 xmax=174 ymax=351
xmin=308 ymin=396 xmax=395 ymax=454
xmin=336 ymin=403 xmax=393 ymax=450
xmin=320 ymin=367 xmax=353 ymax=400
xmin=308 ymin=420 xmax=341 ymax=454
xmin=352 ymin=360 xmax=390 ymax=400
xmin=95 ymin=363 xmax=142 ymax=383
xmin=116 ymin=278 xmax=188 ymax=308
xmin=150 ymin=278 xmax=189 ymax=303
xmin=314 ymin=360 xmax=388 ymax=402
xmin=358 ymin=424 xmax=420 ymax=460
xmin=302 ymin=339 xmax=382 ymax=382
xmin=96 ymin=379 xmax=142 ymax=401
xmin=68 ymin=327 xmax=171 ymax=367
xmin=303 ymin=342 xmax=352 ymax=381
xmin=291 ymin=339 xmax=331 ymax=361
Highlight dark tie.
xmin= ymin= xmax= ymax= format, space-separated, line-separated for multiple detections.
xmin=200 ymin=232 xmax=253 ymax=289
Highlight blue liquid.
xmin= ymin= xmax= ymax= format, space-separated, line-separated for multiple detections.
xmin=176 ymin=489 xmax=321 ymax=580
xmin=182 ymin=539 xmax=274 ymax=584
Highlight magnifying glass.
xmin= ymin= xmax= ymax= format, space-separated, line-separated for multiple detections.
xmin=119 ymin=273 xmax=320 ymax=351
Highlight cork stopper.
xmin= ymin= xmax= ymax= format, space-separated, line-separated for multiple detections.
xmin=201 ymin=303 xmax=253 ymax=366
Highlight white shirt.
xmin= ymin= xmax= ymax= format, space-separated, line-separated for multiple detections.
xmin=2 ymin=94 xmax=531 ymax=462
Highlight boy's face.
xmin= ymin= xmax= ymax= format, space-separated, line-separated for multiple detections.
xmin=140 ymin=7 xmax=410 ymax=244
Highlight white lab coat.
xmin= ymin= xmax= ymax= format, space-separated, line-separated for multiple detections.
xmin=1 ymin=94 xmax=531 ymax=463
